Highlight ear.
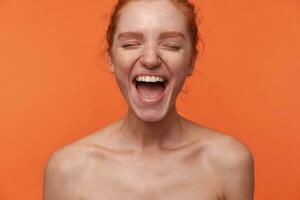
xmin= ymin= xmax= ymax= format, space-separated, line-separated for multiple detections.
xmin=109 ymin=63 xmax=115 ymax=73
xmin=187 ymin=55 xmax=196 ymax=76
xmin=187 ymin=65 xmax=194 ymax=76
xmin=108 ymin=57 xmax=115 ymax=73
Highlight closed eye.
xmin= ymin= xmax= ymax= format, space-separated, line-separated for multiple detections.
xmin=162 ymin=44 xmax=182 ymax=51
xmin=122 ymin=43 xmax=141 ymax=49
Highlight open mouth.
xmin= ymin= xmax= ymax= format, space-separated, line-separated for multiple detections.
xmin=133 ymin=75 xmax=169 ymax=100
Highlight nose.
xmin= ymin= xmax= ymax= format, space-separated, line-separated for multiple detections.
xmin=140 ymin=44 xmax=162 ymax=69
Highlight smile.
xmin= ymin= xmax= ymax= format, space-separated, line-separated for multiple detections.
xmin=132 ymin=74 xmax=169 ymax=101
xmin=135 ymin=75 xmax=166 ymax=83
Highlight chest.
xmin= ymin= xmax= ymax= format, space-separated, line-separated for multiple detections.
xmin=72 ymin=157 xmax=222 ymax=200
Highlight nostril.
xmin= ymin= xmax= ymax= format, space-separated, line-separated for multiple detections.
xmin=140 ymin=54 xmax=162 ymax=68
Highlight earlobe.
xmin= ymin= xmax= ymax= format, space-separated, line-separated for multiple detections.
xmin=187 ymin=66 xmax=194 ymax=76
xmin=187 ymin=55 xmax=196 ymax=76
xmin=109 ymin=64 xmax=115 ymax=73
xmin=108 ymin=57 xmax=115 ymax=73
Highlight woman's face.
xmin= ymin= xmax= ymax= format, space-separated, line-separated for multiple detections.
xmin=110 ymin=0 xmax=194 ymax=122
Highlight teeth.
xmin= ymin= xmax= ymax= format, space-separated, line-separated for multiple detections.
xmin=135 ymin=75 xmax=166 ymax=83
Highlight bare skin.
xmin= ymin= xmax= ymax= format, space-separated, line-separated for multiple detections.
xmin=43 ymin=107 xmax=254 ymax=200
xmin=43 ymin=1 xmax=254 ymax=199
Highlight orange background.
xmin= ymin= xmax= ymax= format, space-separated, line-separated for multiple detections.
xmin=0 ymin=0 xmax=299 ymax=199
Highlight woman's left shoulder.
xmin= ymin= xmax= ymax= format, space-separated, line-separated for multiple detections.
xmin=202 ymin=129 xmax=254 ymax=173
xmin=194 ymin=128 xmax=255 ymax=199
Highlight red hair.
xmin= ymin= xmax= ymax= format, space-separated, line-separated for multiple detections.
xmin=106 ymin=0 xmax=200 ymax=57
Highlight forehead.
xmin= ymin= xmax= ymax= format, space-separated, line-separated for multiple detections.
xmin=116 ymin=0 xmax=188 ymax=35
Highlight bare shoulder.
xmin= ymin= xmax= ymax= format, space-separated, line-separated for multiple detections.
xmin=206 ymin=131 xmax=254 ymax=169
xmin=184 ymin=119 xmax=253 ymax=162
xmin=189 ymin=122 xmax=254 ymax=172
xmin=43 ymin=126 xmax=111 ymax=199
xmin=196 ymin=127 xmax=255 ymax=200
xmin=181 ymin=114 xmax=254 ymax=198
xmin=44 ymin=130 xmax=110 ymax=180
xmin=43 ymin=142 xmax=91 ymax=199
xmin=44 ymin=143 xmax=88 ymax=179
xmin=44 ymin=119 xmax=124 ymax=182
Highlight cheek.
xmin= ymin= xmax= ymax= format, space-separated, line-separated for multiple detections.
xmin=162 ymin=52 xmax=191 ymax=77
xmin=112 ymin=53 xmax=131 ymax=74
xmin=112 ymin=48 xmax=140 ymax=71
xmin=112 ymin=50 xmax=139 ymax=89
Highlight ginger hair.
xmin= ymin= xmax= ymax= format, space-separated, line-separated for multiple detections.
xmin=106 ymin=0 xmax=200 ymax=58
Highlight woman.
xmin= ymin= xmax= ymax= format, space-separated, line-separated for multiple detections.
xmin=43 ymin=0 xmax=254 ymax=199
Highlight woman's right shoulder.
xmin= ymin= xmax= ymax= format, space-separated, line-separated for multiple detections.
xmin=43 ymin=141 xmax=103 ymax=199
xmin=44 ymin=127 xmax=113 ymax=176
xmin=44 ymin=143 xmax=89 ymax=179
xmin=44 ymin=119 xmax=124 ymax=178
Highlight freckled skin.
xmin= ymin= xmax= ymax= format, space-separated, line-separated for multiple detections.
xmin=43 ymin=1 xmax=254 ymax=200
xmin=111 ymin=0 xmax=194 ymax=122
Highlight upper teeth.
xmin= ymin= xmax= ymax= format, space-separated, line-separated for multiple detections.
xmin=135 ymin=75 xmax=166 ymax=82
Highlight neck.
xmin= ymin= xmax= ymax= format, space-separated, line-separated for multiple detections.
xmin=119 ymin=105 xmax=185 ymax=152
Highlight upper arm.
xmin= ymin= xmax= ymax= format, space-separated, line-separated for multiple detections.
xmin=43 ymin=148 xmax=77 ymax=200
xmin=214 ymin=137 xmax=255 ymax=200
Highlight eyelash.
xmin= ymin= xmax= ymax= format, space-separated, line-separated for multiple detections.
xmin=162 ymin=44 xmax=182 ymax=51
xmin=164 ymin=45 xmax=181 ymax=50
xmin=121 ymin=43 xmax=182 ymax=51
xmin=122 ymin=43 xmax=140 ymax=49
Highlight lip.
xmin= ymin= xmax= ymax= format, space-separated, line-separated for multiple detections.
xmin=131 ymin=75 xmax=170 ymax=105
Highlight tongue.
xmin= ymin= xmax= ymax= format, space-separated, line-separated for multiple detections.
xmin=136 ymin=82 xmax=164 ymax=99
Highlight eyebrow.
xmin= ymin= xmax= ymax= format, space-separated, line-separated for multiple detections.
xmin=117 ymin=32 xmax=143 ymax=40
xmin=117 ymin=31 xmax=186 ymax=40
xmin=159 ymin=31 xmax=186 ymax=40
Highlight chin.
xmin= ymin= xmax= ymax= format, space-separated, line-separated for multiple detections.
xmin=132 ymin=106 xmax=170 ymax=122
xmin=137 ymin=112 xmax=165 ymax=122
